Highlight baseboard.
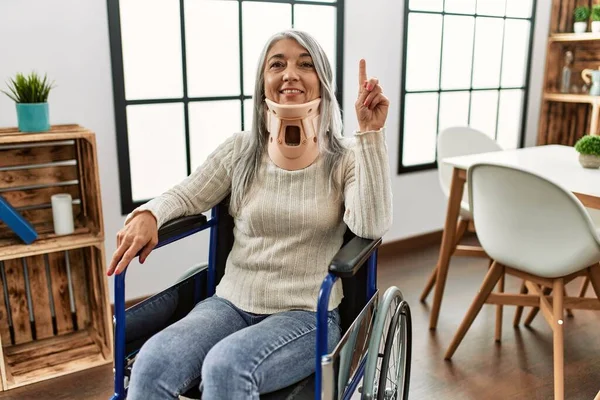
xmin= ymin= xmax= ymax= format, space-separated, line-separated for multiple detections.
xmin=110 ymin=230 xmax=444 ymax=308
xmin=378 ymin=230 xmax=443 ymax=259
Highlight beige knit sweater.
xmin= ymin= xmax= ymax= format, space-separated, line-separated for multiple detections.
xmin=127 ymin=129 xmax=392 ymax=314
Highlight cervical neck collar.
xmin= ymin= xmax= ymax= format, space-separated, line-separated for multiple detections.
xmin=265 ymin=97 xmax=321 ymax=171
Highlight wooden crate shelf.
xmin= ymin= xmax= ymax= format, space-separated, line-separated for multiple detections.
xmin=0 ymin=125 xmax=111 ymax=391
xmin=538 ymin=0 xmax=600 ymax=145
xmin=543 ymin=93 xmax=600 ymax=104
xmin=3 ymin=329 xmax=107 ymax=389
xmin=549 ymin=32 xmax=600 ymax=42
xmin=0 ymin=232 xmax=103 ymax=262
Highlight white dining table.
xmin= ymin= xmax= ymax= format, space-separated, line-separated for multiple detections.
xmin=427 ymin=144 xmax=600 ymax=330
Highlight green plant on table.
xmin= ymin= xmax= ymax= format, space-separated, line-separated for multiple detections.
xmin=1 ymin=72 xmax=55 ymax=103
xmin=574 ymin=135 xmax=600 ymax=156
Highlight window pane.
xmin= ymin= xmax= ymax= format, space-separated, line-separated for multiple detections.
xmin=127 ymin=103 xmax=187 ymax=201
xmin=505 ymin=0 xmax=532 ymax=18
xmin=409 ymin=0 xmax=443 ymax=12
xmin=402 ymin=93 xmax=439 ymax=166
xmin=445 ymin=0 xmax=475 ymax=14
xmin=497 ymin=89 xmax=523 ymax=149
xmin=501 ymin=19 xmax=530 ymax=88
xmin=439 ymin=91 xmax=470 ymax=134
xmin=189 ymin=101 xmax=241 ymax=170
xmin=406 ymin=13 xmax=443 ymax=92
xmin=294 ymin=5 xmax=337 ymax=77
xmin=472 ymin=17 xmax=504 ymax=88
xmin=119 ymin=0 xmax=183 ymax=100
xmin=441 ymin=15 xmax=474 ymax=90
xmin=244 ymin=99 xmax=255 ymax=131
xmin=185 ymin=0 xmax=240 ymax=97
xmin=476 ymin=0 xmax=506 ymax=16
xmin=242 ymin=2 xmax=292 ymax=96
xmin=469 ymin=90 xmax=498 ymax=139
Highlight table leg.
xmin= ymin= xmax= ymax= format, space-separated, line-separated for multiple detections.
xmin=430 ymin=167 xmax=466 ymax=330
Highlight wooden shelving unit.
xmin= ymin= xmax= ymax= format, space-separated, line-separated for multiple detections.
xmin=549 ymin=32 xmax=600 ymax=42
xmin=0 ymin=125 xmax=112 ymax=391
xmin=538 ymin=0 xmax=600 ymax=144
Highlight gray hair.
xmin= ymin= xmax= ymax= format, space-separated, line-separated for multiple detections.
xmin=230 ymin=29 xmax=347 ymax=213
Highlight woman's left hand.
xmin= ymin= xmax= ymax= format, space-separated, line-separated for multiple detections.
xmin=355 ymin=59 xmax=389 ymax=132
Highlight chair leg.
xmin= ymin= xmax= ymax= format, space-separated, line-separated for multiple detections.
xmin=420 ymin=267 xmax=438 ymax=302
xmin=444 ymin=261 xmax=504 ymax=360
xmin=564 ymin=286 xmax=573 ymax=318
xmin=586 ymin=263 xmax=600 ymax=300
xmin=552 ymin=278 xmax=565 ymax=400
xmin=420 ymin=218 xmax=469 ymax=302
xmin=578 ymin=276 xmax=590 ymax=298
xmin=524 ymin=286 xmax=552 ymax=327
xmin=513 ymin=280 xmax=528 ymax=326
xmin=495 ymin=273 xmax=505 ymax=342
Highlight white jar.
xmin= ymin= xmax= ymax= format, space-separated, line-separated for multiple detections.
xmin=51 ymin=193 xmax=75 ymax=235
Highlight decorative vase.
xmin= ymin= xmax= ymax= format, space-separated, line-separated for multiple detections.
xmin=592 ymin=21 xmax=600 ymax=33
xmin=574 ymin=21 xmax=587 ymax=33
xmin=578 ymin=153 xmax=600 ymax=168
xmin=16 ymin=102 xmax=50 ymax=133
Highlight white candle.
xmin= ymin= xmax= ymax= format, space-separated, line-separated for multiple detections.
xmin=51 ymin=194 xmax=74 ymax=235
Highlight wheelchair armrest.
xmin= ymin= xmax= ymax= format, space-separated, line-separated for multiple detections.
xmin=328 ymin=236 xmax=382 ymax=278
xmin=155 ymin=214 xmax=208 ymax=249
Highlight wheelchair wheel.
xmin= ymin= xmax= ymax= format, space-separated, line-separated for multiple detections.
xmin=361 ymin=286 xmax=411 ymax=400
xmin=377 ymin=298 xmax=411 ymax=400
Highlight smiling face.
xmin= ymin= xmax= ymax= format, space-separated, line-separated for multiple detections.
xmin=263 ymin=38 xmax=321 ymax=105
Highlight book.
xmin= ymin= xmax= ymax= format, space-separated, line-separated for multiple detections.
xmin=0 ymin=195 xmax=38 ymax=244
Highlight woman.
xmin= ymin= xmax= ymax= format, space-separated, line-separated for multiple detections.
xmin=107 ymin=29 xmax=392 ymax=399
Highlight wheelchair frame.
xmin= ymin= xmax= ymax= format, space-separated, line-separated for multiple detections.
xmin=110 ymin=203 xmax=411 ymax=400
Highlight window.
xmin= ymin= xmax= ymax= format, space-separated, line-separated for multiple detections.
xmin=398 ymin=0 xmax=536 ymax=173
xmin=107 ymin=0 xmax=344 ymax=214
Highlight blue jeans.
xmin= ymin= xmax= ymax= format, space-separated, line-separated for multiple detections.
xmin=127 ymin=295 xmax=342 ymax=399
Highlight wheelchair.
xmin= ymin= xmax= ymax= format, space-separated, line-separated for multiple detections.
xmin=110 ymin=197 xmax=412 ymax=399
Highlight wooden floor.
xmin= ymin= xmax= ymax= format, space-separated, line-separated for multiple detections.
xmin=1 ymin=241 xmax=599 ymax=400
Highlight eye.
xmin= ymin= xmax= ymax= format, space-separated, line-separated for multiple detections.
xmin=269 ymin=61 xmax=284 ymax=69
xmin=300 ymin=61 xmax=315 ymax=68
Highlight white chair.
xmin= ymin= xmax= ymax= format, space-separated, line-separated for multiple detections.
xmin=519 ymin=207 xmax=600 ymax=325
xmin=421 ymin=127 xmax=502 ymax=303
xmin=575 ymin=208 xmax=600 ymax=298
xmin=444 ymin=163 xmax=600 ymax=400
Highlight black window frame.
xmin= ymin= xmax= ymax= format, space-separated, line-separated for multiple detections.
xmin=107 ymin=0 xmax=345 ymax=215
xmin=397 ymin=0 xmax=538 ymax=174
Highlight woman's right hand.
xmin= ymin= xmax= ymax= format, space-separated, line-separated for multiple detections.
xmin=107 ymin=211 xmax=159 ymax=276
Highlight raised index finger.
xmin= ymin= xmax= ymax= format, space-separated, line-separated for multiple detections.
xmin=359 ymin=59 xmax=367 ymax=86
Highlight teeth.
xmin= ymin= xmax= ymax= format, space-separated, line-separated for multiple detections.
xmin=281 ymin=89 xmax=302 ymax=94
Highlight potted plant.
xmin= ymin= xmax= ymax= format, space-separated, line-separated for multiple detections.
xmin=592 ymin=5 xmax=600 ymax=33
xmin=574 ymin=135 xmax=600 ymax=168
xmin=574 ymin=6 xmax=590 ymax=33
xmin=1 ymin=72 xmax=55 ymax=133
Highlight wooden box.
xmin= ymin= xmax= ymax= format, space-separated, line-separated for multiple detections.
xmin=0 ymin=125 xmax=112 ymax=390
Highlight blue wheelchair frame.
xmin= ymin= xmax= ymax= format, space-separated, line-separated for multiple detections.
xmin=111 ymin=203 xmax=381 ymax=400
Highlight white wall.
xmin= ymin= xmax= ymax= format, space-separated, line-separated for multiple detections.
xmin=0 ymin=0 xmax=550 ymax=301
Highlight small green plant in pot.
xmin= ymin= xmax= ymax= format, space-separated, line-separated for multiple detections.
xmin=574 ymin=135 xmax=600 ymax=168
xmin=574 ymin=6 xmax=590 ymax=33
xmin=2 ymin=72 xmax=55 ymax=133
xmin=592 ymin=5 xmax=600 ymax=32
